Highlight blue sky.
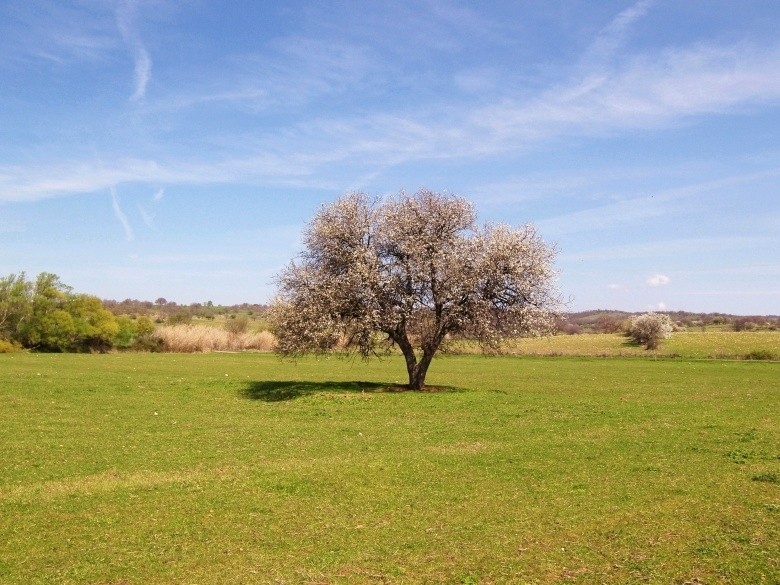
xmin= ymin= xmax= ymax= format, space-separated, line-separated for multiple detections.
xmin=1 ymin=0 xmax=778 ymax=314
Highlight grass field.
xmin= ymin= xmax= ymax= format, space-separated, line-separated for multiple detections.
xmin=1 ymin=352 xmax=779 ymax=584
xmin=480 ymin=331 xmax=780 ymax=360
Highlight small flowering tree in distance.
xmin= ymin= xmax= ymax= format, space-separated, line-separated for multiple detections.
xmin=271 ymin=190 xmax=561 ymax=390
xmin=628 ymin=312 xmax=674 ymax=350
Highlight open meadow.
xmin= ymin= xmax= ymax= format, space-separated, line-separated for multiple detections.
xmin=461 ymin=330 xmax=780 ymax=360
xmin=1 ymin=351 xmax=778 ymax=584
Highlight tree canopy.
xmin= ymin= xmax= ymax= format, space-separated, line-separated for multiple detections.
xmin=271 ymin=190 xmax=561 ymax=389
xmin=0 ymin=272 xmax=146 ymax=352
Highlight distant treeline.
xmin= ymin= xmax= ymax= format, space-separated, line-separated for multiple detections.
xmin=1 ymin=272 xmax=271 ymax=353
xmin=558 ymin=310 xmax=780 ymax=335
xmin=102 ymin=298 xmax=269 ymax=323
xmin=3 ymin=271 xmax=778 ymax=354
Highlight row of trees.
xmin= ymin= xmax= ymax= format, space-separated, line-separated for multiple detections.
xmin=102 ymin=298 xmax=268 ymax=321
xmin=0 ymin=273 xmax=155 ymax=352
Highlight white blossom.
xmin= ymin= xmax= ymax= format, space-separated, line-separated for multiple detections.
xmin=271 ymin=190 xmax=561 ymax=389
xmin=628 ymin=312 xmax=673 ymax=350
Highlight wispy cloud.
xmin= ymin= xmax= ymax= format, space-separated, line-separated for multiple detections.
xmin=584 ymin=0 xmax=653 ymax=66
xmin=3 ymin=4 xmax=780 ymax=204
xmin=0 ymin=152 xmax=332 ymax=203
xmin=0 ymin=2 xmax=117 ymax=66
xmin=116 ymin=1 xmax=151 ymax=101
xmin=110 ymin=187 xmax=133 ymax=241
xmin=137 ymin=205 xmax=154 ymax=229
xmin=540 ymin=168 xmax=780 ymax=235
xmin=240 ymin=37 xmax=780 ymax=176
xmin=472 ymin=42 xmax=780 ymax=153
xmin=138 ymin=188 xmax=165 ymax=228
xmin=130 ymin=47 xmax=151 ymax=101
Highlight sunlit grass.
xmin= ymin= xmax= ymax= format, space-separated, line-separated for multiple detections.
xmin=493 ymin=330 xmax=780 ymax=360
xmin=1 ymin=352 xmax=778 ymax=583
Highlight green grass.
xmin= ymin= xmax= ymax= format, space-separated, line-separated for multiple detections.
xmin=1 ymin=352 xmax=779 ymax=584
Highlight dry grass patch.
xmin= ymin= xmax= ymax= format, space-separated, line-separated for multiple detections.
xmin=0 ymin=466 xmax=246 ymax=504
xmin=154 ymin=324 xmax=275 ymax=352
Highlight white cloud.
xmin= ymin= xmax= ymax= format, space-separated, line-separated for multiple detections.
xmin=0 ymin=3 xmax=118 ymax=66
xmin=651 ymin=302 xmax=667 ymax=311
xmin=2 ymin=6 xmax=780 ymax=205
xmin=474 ymin=42 xmax=780 ymax=152
xmin=541 ymin=168 xmax=780 ymax=236
xmin=130 ymin=46 xmax=151 ymax=101
xmin=646 ymin=274 xmax=671 ymax=287
xmin=138 ymin=188 xmax=165 ymax=228
xmin=584 ymin=0 xmax=654 ymax=66
xmin=137 ymin=204 xmax=155 ymax=229
xmin=110 ymin=187 xmax=133 ymax=241
xmin=116 ymin=1 xmax=151 ymax=101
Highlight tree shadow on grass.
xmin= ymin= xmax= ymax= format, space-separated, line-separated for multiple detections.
xmin=241 ymin=380 xmax=462 ymax=402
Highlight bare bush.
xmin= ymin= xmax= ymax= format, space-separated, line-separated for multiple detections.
xmin=224 ymin=314 xmax=250 ymax=335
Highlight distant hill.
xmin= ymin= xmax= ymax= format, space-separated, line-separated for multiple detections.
xmin=560 ymin=310 xmax=779 ymax=334
xmin=102 ymin=298 xmax=778 ymax=334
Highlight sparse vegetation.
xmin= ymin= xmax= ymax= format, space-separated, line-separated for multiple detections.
xmin=223 ymin=314 xmax=250 ymax=335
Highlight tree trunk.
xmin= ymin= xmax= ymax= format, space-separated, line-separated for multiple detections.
xmin=406 ymin=344 xmax=437 ymax=390
xmin=389 ymin=328 xmax=419 ymax=389
xmin=408 ymin=358 xmax=432 ymax=390
xmin=390 ymin=328 xmax=440 ymax=390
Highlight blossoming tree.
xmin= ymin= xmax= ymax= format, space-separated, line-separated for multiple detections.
xmin=271 ymin=190 xmax=561 ymax=390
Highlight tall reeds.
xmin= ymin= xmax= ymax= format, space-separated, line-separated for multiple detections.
xmin=154 ymin=324 xmax=276 ymax=352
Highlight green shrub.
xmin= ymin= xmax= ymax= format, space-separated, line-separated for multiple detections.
xmin=752 ymin=472 xmax=779 ymax=484
xmin=744 ymin=349 xmax=777 ymax=361
xmin=0 ymin=338 xmax=23 ymax=353
xmin=113 ymin=316 xmax=138 ymax=349
xmin=167 ymin=311 xmax=192 ymax=326
xmin=135 ymin=316 xmax=156 ymax=336
xmin=132 ymin=334 xmax=164 ymax=352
